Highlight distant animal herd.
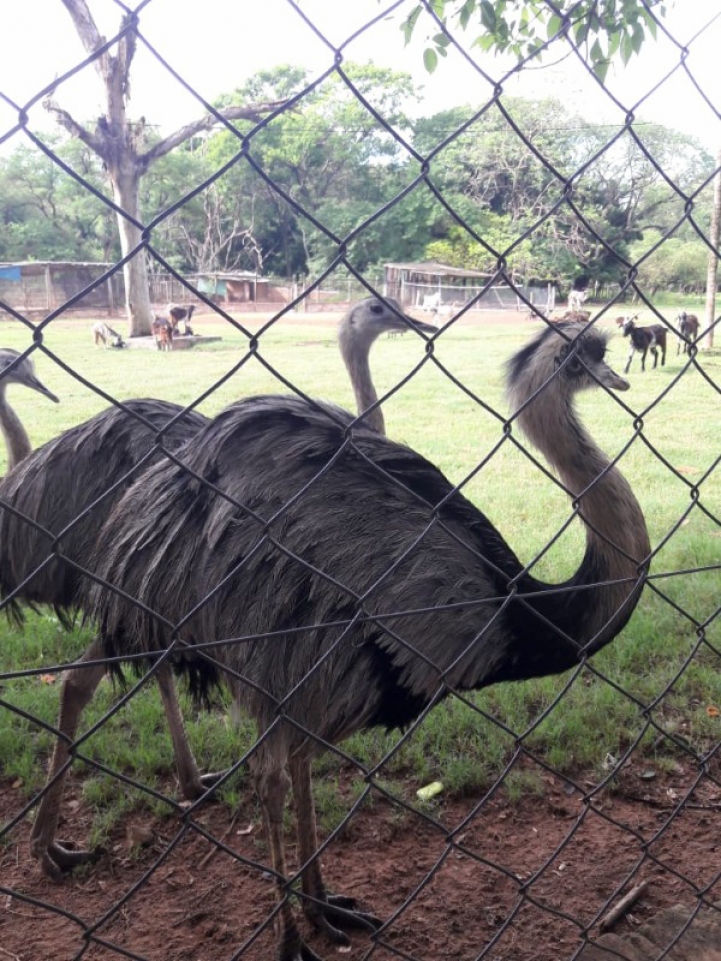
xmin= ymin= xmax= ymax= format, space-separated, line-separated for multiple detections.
xmin=527 ymin=295 xmax=700 ymax=376
xmin=93 ymin=296 xmax=701 ymax=376
xmin=93 ymin=304 xmax=196 ymax=352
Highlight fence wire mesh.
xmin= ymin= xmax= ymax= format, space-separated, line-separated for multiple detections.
xmin=0 ymin=2 xmax=719 ymax=959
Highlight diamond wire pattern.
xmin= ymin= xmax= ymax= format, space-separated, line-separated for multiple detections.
xmin=0 ymin=1 xmax=719 ymax=959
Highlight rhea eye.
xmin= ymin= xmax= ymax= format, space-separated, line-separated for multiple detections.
xmin=370 ymin=303 xmax=384 ymax=315
xmin=565 ymin=354 xmax=582 ymax=375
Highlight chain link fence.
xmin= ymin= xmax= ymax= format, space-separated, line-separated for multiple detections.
xmin=0 ymin=1 xmax=719 ymax=959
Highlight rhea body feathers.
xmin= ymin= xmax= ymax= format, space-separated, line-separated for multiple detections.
xmin=0 ymin=399 xmax=206 ymax=626
xmin=89 ymin=322 xmax=650 ymax=745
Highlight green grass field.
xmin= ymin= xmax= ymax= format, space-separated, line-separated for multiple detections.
xmin=1 ymin=310 xmax=719 ymax=839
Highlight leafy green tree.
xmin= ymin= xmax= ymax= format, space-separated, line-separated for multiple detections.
xmin=403 ymin=0 xmax=668 ymax=81
xmin=203 ymin=64 xmax=420 ymax=278
xmin=0 ymin=139 xmax=117 ymax=262
xmin=629 ymin=232 xmax=712 ymax=295
xmin=411 ymin=97 xmax=712 ymax=287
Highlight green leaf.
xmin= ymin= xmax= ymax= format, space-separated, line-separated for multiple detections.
xmin=479 ymin=0 xmax=496 ymax=31
xmin=593 ymin=58 xmax=610 ymax=83
xmin=458 ymin=0 xmax=477 ymax=30
xmin=423 ymin=47 xmax=439 ymax=73
xmin=433 ymin=32 xmax=452 ymax=48
xmin=590 ymin=37 xmax=605 ymax=66
xmin=643 ymin=10 xmax=658 ymax=40
xmin=472 ymin=32 xmax=498 ymax=51
xmin=620 ymin=31 xmax=634 ymax=64
xmin=607 ymin=29 xmax=621 ymax=59
xmin=429 ymin=0 xmax=446 ymax=16
xmin=573 ymin=20 xmax=589 ymax=45
xmin=547 ymin=13 xmax=563 ymax=40
xmin=401 ymin=6 xmax=422 ymax=45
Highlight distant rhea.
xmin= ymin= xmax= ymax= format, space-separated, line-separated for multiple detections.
xmin=0 ymin=348 xmax=59 ymax=472
xmin=15 ymin=297 xmax=433 ymax=879
xmin=85 ymin=322 xmax=649 ymax=960
xmin=338 ymin=296 xmax=436 ymax=434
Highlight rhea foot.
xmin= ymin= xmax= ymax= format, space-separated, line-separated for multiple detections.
xmin=32 ymin=839 xmax=102 ymax=881
xmin=180 ymin=768 xmax=229 ymax=802
xmin=304 ymin=893 xmax=382 ymax=946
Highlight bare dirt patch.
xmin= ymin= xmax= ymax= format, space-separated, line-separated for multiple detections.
xmin=2 ymin=759 xmax=718 ymax=961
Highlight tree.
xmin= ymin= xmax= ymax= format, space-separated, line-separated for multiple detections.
xmin=703 ymin=145 xmax=720 ymax=349
xmin=44 ymin=0 xmax=287 ymax=335
xmin=203 ymin=64 xmax=419 ymax=278
xmin=403 ymin=0 xmax=668 ymax=81
xmin=411 ymin=97 xmax=711 ymax=288
xmin=0 ymin=139 xmax=117 ymax=262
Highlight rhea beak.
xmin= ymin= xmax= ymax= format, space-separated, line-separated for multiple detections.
xmin=28 ymin=376 xmax=60 ymax=404
xmin=408 ymin=317 xmax=438 ymax=336
xmin=597 ymin=364 xmax=630 ymax=392
xmin=391 ymin=315 xmax=438 ymax=336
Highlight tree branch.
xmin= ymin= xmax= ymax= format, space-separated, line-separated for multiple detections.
xmin=117 ymin=13 xmax=137 ymax=98
xmin=60 ymin=0 xmax=113 ymax=84
xmin=139 ymin=99 xmax=290 ymax=167
xmin=42 ymin=99 xmax=108 ymax=158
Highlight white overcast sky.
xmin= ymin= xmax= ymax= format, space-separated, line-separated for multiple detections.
xmin=0 ymin=0 xmax=719 ymax=152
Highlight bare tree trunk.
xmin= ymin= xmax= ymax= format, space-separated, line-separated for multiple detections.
xmin=110 ymin=164 xmax=153 ymax=335
xmin=44 ymin=0 xmax=287 ymax=338
xmin=703 ymin=143 xmax=721 ymax=350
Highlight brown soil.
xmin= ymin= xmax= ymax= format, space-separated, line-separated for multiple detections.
xmin=1 ymin=758 xmax=719 ymax=961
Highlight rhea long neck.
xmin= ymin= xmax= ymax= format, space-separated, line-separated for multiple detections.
xmin=511 ymin=381 xmax=650 ymax=664
xmin=340 ymin=331 xmax=386 ymax=435
xmin=0 ymin=388 xmax=32 ymax=473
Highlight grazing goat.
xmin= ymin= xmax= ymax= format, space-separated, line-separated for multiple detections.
xmin=92 ymin=322 xmax=125 ymax=349
xmin=168 ymin=303 xmax=196 ymax=336
xmin=676 ymin=311 xmax=699 ymax=354
xmin=429 ymin=301 xmax=459 ymax=328
xmin=621 ymin=316 xmax=667 ymax=373
xmin=568 ymin=290 xmax=587 ymax=312
xmin=420 ymin=291 xmax=441 ymax=313
xmin=151 ymin=315 xmax=173 ymax=351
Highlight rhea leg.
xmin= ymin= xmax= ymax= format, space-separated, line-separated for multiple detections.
xmin=289 ymin=754 xmax=381 ymax=944
xmin=154 ymin=664 xmax=224 ymax=799
xmin=31 ymin=641 xmax=218 ymax=879
xmin=31 ymin=635 xmax=106 ymax=878
xmin=253 ymin=755 xmax=322 ymax=961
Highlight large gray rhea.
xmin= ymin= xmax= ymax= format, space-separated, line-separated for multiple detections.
xmin=83 ymin=321 xmax=649 ymax=961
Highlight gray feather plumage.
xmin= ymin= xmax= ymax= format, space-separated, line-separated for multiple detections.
xmin=0 ymin=399 xmax=206 ymax=625
xmin=86 ymin=323 xmax=650 ymax=753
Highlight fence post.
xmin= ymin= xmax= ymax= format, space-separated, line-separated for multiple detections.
xmin=44 ymin=263 xmax=52 ymax=311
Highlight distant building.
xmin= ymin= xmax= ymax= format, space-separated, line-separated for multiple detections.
xmin=383 ymin=261 xmax=554 ymax=312
xmin=0 ymin=261 xmax=122 ymax=314
xmin=383 ymin=261 xmax=491 ymax=307
xmin=193 ymin=271 xmax=261 ymax=304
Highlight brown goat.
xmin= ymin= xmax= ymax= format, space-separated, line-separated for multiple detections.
xmin=152 ymin=316 xmax=173 ymax=351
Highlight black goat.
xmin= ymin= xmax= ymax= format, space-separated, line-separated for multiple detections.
xmin=621 ymin=317 xmax=667 ymax=374
xmin=676 ymin=311 xmax=699 ymax=355
xmin=168 ymin=303 xmax=195 ymax=336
